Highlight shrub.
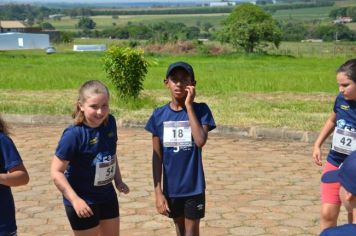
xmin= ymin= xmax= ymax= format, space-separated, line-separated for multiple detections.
xmin=103 ymin=46 xmax=148 ymax=99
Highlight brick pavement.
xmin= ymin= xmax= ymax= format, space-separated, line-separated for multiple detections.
xmin=9 ymin=124 xmax=348 ymax=236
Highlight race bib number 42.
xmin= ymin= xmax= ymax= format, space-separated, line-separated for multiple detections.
xmin=94 ymin=158 xmax=116 ymax=186
xmin=332 ymin=128 xmax=356 ymax=155
xmin=163 ymin=121 xmax=192 ymax=147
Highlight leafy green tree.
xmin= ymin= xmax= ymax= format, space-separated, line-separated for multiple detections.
xmin=52 ymin=31 xmax=74 ymax=43
xmin=219 ymin=3 xmax=281 ymax=53
xmin=77 ymin=17 xmax=96 ymax=30
xmin=278 ymin=21 xmax=307 ymax=41
xmin=346 ymin=7 xmax=356 ymax=21
xmin=25 ymin=17 xmax=34 ymax=26
xmin=41 ymin=22 xmax=55 ymax=30
xmin=0 ymin=4 xmax=58 ymax=21
xmin=329 ymin=7 xmax=347 ymax=19
xmin=202 ymin=22 xmax=213 ymax=32
xmin=185 ymin=26 xmax=200 ymax=40
xmin=68 ymin=9 xmax=78 ymax=18
xmin=103 ymin=47 xmax=148 ymax=99
xmin=316 ymin=24 xmax=355 ymax=42
xmin=126 ymin=24 xmax=152 ymax=39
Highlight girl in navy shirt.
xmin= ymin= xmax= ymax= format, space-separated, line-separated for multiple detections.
xmin=51 ymin=80 xmax=129 ymax=236
xmin=0 ymin=115 xmax=29 ymax=236
xmin=313 ymin=59 xmax=356 ymax=231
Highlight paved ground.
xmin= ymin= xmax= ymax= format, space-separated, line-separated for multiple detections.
xmin=10 ymin=124 xmax=347 ymax=236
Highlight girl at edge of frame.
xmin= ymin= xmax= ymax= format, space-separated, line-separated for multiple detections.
xmin=0 ymin=115 xmax=30 ymax=236
xmin=313 ymin=59 xmax=356 ymax=232
xmin=51 ymin=80 xmax=129 ymax=236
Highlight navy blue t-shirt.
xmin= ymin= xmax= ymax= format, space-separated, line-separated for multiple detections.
xmin=320 ymin=224 xmax=356 ymax=236
xmin=55 ymin=114 xmax=118 ymax=206
xmin=327 ymin=93 xmax=356 ymax=167
xmin=0 ymin=133 xmax=23 ymax=235
xmin=145 ymin=102 xmax=216 ymax=197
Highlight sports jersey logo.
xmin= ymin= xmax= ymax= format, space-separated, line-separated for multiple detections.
xmin=341 ymin=105 xmax=350 ymax=110
xmin=337 ymin=119 xmax=347 ymax=129
xmin=92 ymin=152 xmax=114 ymax=166
xmin=336 ymin=119 xmax=356 ymax=131
xmin=89 ymin=137 xmax=98 ymax=145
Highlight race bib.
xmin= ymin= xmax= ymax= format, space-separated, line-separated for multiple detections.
xmin=332 ymin=127 xmax=356 ymax=155
xmin=94 ymin=158 xmax=116 ymax=186
xmin=163 ymin=121 xmax=192 ymax=147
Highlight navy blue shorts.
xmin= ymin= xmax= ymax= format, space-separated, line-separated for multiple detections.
xmin=65 ymin=198 xmax=119 ymax=230
xmin=166 ymin=193 xmax=205 ymax=220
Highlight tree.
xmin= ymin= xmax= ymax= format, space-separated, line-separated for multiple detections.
xmin=202 ymin=22 xmax=213 ymax=32
xmin=59 ymin=31 xmax=74 ymax=43
xmin=218 ymin=3 xmax=281 ymax=53
xmin=103 ymin=47 xmax=148 ymax=99
xmin=41 ymin=22 xmax=55 ymax=30
xmin=278 ymin=20 xmax=307 ymax=41
xmin=329 ymin=7 xmax=347 ymax=19
xmin=77 ymin=17 xmax=96 ymax=30
xmin=346 ymin=7 xmax=356 ymax=21
xmin=316 ymin=24 xmax=355 ymax=42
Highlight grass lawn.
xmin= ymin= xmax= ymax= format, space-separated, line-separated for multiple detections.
xmin=1 ymin=48 xmax=351 ymax=131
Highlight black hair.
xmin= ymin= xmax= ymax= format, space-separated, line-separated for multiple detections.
xmin=337 ymin=59 xmax=356 ymax=82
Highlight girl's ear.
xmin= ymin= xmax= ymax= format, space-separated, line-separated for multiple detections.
xmin=78 ymin=102 xmax=84 ymax=112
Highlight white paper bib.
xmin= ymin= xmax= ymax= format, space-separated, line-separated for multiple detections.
xmin=332 ymin=127 xmax=356 ymax=155
xmin=163 ymin=121 xmax=192 ymax=147
xmin=94 ymin=158 xmax=116 ymax=186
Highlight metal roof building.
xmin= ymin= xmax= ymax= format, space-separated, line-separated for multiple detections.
xmin=0 ymin=21 xmax=26 ymax=33
xmin=0 ymin=33 xmax=50 ymax=50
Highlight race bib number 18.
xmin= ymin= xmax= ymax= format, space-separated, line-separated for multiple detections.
xmin=163 ymin=121 xmax=192 ymax=147
xmin=332 ymin=128 xmax=356 ymax=155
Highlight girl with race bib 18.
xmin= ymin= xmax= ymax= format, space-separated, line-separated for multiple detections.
xmin=313 ymin=59 xmax=356 ymax=231
xmin=51 ymin=80 xmax=129 ymax=236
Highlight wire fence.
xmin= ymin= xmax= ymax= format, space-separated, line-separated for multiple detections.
xmin=268 ymin=42 xmax=356 ymax=58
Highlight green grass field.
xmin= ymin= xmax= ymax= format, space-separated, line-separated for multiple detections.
xmin=38 ymin=0 xmax=356 ymax=33
xmin=0 ymin=48 xmax=352 ymax=131
xmin=272 ymin=6 xmax=334 ymax=21
xmin=49 ymin=14 xmax=227 ymax=31
xmin=46 ymin=3 xmax=347 ymax=32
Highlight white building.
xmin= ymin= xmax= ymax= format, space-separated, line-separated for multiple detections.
xmin=73 ymin=44 xmax=106 ymax=52
xmin=0 ymin=33 xmax=49 ymax=50
xmin=333 ymin=16 xmax=353 ymax=24
xmin=209 ymin=1 xmax=236 ymax=7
